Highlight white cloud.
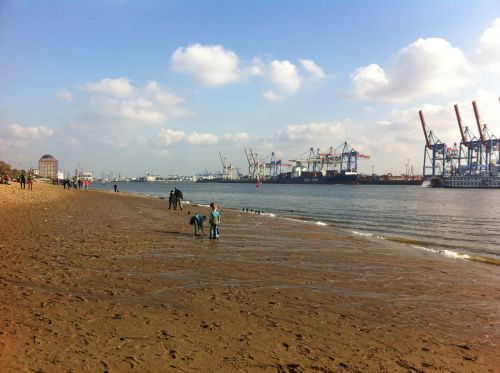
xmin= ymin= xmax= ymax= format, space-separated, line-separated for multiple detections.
xmin=299 ymin=59 xmax=325 ymax=79
xmin=58 ymin=88 xmax=74 ymax=102
xmin=275 ymin=121 xmax=345 ymax=143
xmin=223 ymin=132 xmax=251 ymax=142
xmin=76 ymin=79 xmax=188 ymax=126
xmin=145 ymin=81 xmax=185 ymax=107
xmin=245 ymin=58 xmax=265 ymax=77
xmin=155 ymin=128 xmax=186 ymax=145
xmin=350 ymin=38 xmax=475 ymax=103
xmin=263 ymin=90 xmax=280 ymax=102
xmin=171 ymin=44 xmax=240 ymax=86
xmin=154 ymin=129 xmax=219 ymax=146
xmin=8 ymin=124 xmax=54 ymax=139
xmin=264 ymin=60 xmax=301 ymax=101
xmin=83 ymin=77 xmax=135 ymax=97
xmin=473 ymin=17 xmax=500 ymax=74
xmin=187 ymin=132 xmax=219 ymax=145
xmin=90 ymin=96 xmax=166 ymax=124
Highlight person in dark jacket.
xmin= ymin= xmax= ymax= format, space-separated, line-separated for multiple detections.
xmin=168 ymin=190 xmax=175 ymax=209
xmin=20 ymin=172 xmax=26 ymax=189
xmin=174 ymin=188 xmax=183 ymax=210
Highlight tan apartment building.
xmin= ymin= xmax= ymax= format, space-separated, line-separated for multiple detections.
xmin=38 ymin=154 xmax=58 ymax=178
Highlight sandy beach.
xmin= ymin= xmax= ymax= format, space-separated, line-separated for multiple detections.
xmin=0 ymin=182 xmax=499 ymax=372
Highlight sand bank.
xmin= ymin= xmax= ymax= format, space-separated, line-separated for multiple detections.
xmin=0 ymin=182 xmax=499 ymax=372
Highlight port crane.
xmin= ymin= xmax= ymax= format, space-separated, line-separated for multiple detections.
xmin=244 ymin=148 xmax=265 ymax=180
xmin=219 ymin=152 xmax=235 ymax=180
xmin=419 ymin=110 xmax=458 ymax=177
xmin=472 ymin=101 xmax=500 ymax=174
xmin=454 ymin=103 xmax=484 ymax=176
xmin=290 ymin=142 xmax=370 ymax=175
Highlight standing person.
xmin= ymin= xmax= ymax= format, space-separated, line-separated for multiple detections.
xmin=209 ymin=203 xmax=220 ymax=239
xmin=168 ymin=190 xmax=175 ymax=210
xmin=27 ymin=173 xmax=33 ymax=191
xmin=190 ymin=214 xmax=206 ymax=236
xmin=174 ymin=188 xmax=183 ymax=210
xmin=113 ymin=184 xmax=118 ymax=192
xmin=20 ymin=172 xmax=26 ymax=189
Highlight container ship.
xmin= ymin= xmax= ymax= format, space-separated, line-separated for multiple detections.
xmin=272 ymin=170 xmax=358 ymax=184
xmin=252 ymin=142 xmax=368 ymax=185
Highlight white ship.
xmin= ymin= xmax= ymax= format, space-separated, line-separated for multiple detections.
xmin=432 ymin=174 xmax=500 ymax=188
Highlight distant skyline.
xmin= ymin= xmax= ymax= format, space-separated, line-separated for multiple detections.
xmin=1 ymin=0 xmax=500 ymax=176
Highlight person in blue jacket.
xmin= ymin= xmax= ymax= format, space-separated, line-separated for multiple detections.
xmin=209 ymin=203 xmax=220 ymax=239
xmin=190 ymin=214 xmax=206 ymax=236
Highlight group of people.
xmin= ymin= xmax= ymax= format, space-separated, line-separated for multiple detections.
xmin=172 ymin=187 xmax=221 ymax=239
xmin=190 ymin=202 xmax=221 ymax=239
xmin=61 ymin=177 xmax=90 ymax=190
xmin=168 ymin=188 xmax=184 ymax=210
xmin=19 ymin=172 xmax=34 ymax=190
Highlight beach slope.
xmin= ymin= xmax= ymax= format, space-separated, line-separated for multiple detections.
xmin=1 ymin=183 xmax=499 ymax=372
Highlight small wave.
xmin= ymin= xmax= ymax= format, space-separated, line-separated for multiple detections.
xmin=409 ymin=245 xmax=500 ymax=265
xmin=443 ymin=250 xmax=471 ymax=260
xmin=352 ymin=230 xmax=373 ymax=237
xmin=411 ymin=245 xmax=470 ymax=261
xmin=262 ymin=212 xmax=276 ymax=217
xmin=315 ymin=221 xmax=327 ymax=226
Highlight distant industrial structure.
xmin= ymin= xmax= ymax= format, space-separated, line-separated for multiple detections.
xmin=419 ymin=100 xmax=500 ymax=188
xmin=199 ymin=142 xmax=378 ymax=184
xmin=38 ymin=154 xmax=58 ymax=178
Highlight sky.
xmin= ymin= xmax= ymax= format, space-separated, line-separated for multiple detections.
xmin=1 ymin=0 xmax=500 ymax=177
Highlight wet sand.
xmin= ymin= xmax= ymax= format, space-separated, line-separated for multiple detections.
xmin=1 ymin=182 xmax=499 ymax=372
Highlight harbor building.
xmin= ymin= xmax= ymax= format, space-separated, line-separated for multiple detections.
xmin=38 ymin=154 xmax=58 ymax=178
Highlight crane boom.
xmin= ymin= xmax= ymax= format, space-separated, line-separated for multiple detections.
xmin=472 ymin=101 xmax=486 ymax=146
xmin=454 ymin=104 xmax=468 ymax=147
xmin=419 ymin=110 xmax=432 ymax=149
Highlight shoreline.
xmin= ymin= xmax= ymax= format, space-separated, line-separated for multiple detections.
xmin=96 ymin=185 xmax=500 ymax=267
xmin=1 ymin=182 xmax=499 ymax=371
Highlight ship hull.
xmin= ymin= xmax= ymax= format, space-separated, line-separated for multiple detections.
xmin=272 ymin=172 xmax=358 ymax=185
xmin=430 ymin=175 xmax=500 ymax=188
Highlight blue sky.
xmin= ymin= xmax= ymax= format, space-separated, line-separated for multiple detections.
xmin=1 ymin=0 xmax=500 ymax=177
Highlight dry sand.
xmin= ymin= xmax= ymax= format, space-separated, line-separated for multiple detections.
xmin=0 ymin=182 xmax=499 ymax=372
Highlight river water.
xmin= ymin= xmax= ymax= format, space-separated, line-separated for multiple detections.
xmin=90 ymin=182 xmax=500 ymax=262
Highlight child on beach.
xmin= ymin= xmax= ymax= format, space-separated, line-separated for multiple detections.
xmin=209 ymin=203 xmax=220 ymax=239
xmin=190 ymin=214 xmax=206 ymax=236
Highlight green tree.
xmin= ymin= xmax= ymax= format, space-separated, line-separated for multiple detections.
xmin=0 ymin=161 xmax=12 ymax=175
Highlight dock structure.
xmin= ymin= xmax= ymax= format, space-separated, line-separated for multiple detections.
xmin=419 ymin=100 xmax=500 ymax=183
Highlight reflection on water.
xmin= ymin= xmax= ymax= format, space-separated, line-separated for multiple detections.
xmin=91 ymin=182 xmax=500 ymax=260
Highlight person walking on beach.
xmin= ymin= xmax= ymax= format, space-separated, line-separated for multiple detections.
xmin=20 ymin=172 xmax=26 ymax=189
xmin=168 ymin=190 xmax=175 ymax=210
xmin=174 ymin=188 xmax=183 ymax=210
xmin=113 ymin=184 xmax=118 ymax=192
xmin=190 ymin=214 xmax=206 ymax=236
xmin=27 ymin=173 xmax=33 ymax=190
xmin=209 ymin=203 xmax=220 ymax=239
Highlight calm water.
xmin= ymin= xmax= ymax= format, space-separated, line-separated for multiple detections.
xmin=91 ymin=182 xmax=500 ymax=261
